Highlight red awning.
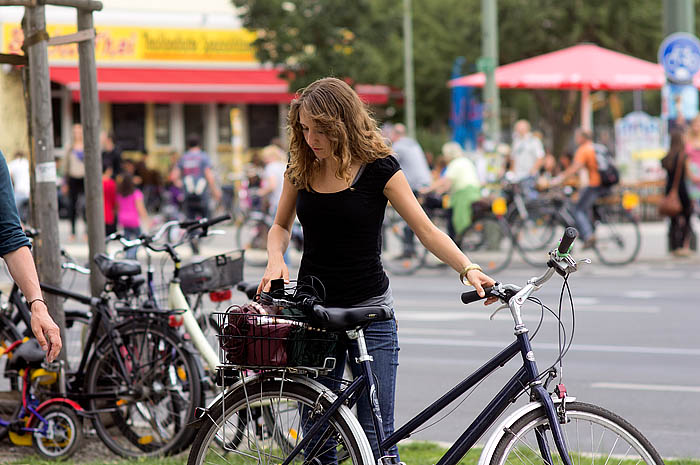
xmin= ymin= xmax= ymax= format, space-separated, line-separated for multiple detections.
xmin=448 ymin=44 xmax=683 ymax=91
xmin=50 ymin=66 xmax=390 ymax=104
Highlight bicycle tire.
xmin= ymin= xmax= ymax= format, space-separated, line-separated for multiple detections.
xmin=489 ymin=401 xmax=663 ymax=465
xmin=593 ymin=208 xmax=641 ymax=266
xmin=510 ymin=210 xmax=559 ymax=267
xmin=86 ymin=320 xmax=203 ymax=457
xmin=31 ymin=403 xmax=83 ymax=459
xmin=381 ymin=212 xmax=427 ymax=275
xmin=187 ymin=379 xmax=374 ymax=465
xmin=236 ymin=216 xmax=269 ymax=267
xmin=459 ymin=216 xmax=513 ymax=274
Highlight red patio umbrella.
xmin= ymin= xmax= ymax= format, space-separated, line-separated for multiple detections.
xmin=448 ymin=44 xmax=688 ymax=130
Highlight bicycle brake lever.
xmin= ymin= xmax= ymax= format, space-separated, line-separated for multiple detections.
xmin=489 ymin=304 xmax=509 ymax=320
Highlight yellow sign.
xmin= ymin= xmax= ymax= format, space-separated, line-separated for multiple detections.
xmin=2 ymin=23 xmax=257 ymax=63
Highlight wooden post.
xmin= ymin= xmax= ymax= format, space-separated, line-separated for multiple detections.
xmin=23 ymin=5 xmax=66 ymax=349
xmin=76 ymin=8 xmax=105 ymax=296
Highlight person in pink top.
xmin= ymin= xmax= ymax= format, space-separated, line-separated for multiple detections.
xmin=116 ymin=172 xmax=150 ymax=259
xmin=684 ymin=115 xmax=700 ymax=207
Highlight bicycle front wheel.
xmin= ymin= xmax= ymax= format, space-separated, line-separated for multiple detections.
xmin=86 ymin=320 xmax=204 ymax=457
xmin=187 ymin=379 xmax=374 ymax=465
xmin=489 ymin=401 xmax=663 ymax=465
xmin=593 ymin=208 xmax=641 ymax=266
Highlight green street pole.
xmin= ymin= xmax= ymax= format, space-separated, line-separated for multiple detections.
xmin=663 ymin=0 xmax=694 ymax=35
xmin=403 ymin=0 xmax=416 ymax=139
xmin=482 ymin=0 xmax=500 ymax=143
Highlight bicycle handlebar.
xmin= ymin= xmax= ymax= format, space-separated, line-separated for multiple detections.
xmin=558 ymin=227 xmax=577 ymax=255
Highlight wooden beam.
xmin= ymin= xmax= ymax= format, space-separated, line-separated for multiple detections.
xmin=0 ymin=53 xmax=28 ymax=65
xmin=47 ymin=28 xmax=95 ymax=46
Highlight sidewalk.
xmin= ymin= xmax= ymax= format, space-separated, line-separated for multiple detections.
xmin=57 ymin=219 xmax=700 ymax=265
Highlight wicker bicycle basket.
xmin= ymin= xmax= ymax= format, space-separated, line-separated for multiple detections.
xmin=180 ymin=250 xmax=244 ymax=294
xmin=216 ymin=304 xmax=338 ymax=371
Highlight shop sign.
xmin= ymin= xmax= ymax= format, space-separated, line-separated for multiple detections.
xmin=2 ymin=23 xmax=257 ymax=63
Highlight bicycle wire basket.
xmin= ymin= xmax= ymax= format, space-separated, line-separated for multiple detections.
xmin=180 ymin=250 xmax=244 ymax=294
xmin=216 ymin=302 xmax=338 ymax=372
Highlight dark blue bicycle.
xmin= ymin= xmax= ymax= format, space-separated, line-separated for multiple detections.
xmin=187 ymin=228 xmax=663 ymax=465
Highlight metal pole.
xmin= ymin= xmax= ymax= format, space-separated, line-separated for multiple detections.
xmin=403 ymin=0 xmax=416 ymax=139
xmin=23 ymin=5 xmax=66 ymax=352
xmin=77 ymin=8 xmax=105 ymax=296
xmin=663 ymin=0 xmax=694 ymax=35
xmin=482 ymin=0 xmax=500 ymax=143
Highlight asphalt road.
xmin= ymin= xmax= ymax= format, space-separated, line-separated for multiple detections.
xmin=2 ymin=221 xmax=699 ymax=459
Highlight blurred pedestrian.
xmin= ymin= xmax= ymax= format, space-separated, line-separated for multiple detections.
xmin=552 ymin=128 xmax=603 ymax=248
xmin=257 ymin=144 xmax=287 ymax=215
xmin=0 ymin=150 xmax=62 ymax=361
xmin=684 ymin=115 xmax=700 ymax=211
xmin=116 ymin=172 xmax=150 ymax=259
xmin=63 ymin=123 xmax=86 ymax=241
xmin=8 ymin=151 xmax=30 ymax=223
xmin=102 ymin=164 xmax=117 ymax=236
xmin=662 ymin=129 xmax=694 ymax=256
xmin=170 ymin=134 xmax=222 ymax=222
xmin=100 ymin=130 xmax=122 ymax=179
xmin=511 ymin=120 xmax=545 ymax=198
xmin=387 ymin=123 xmax=432 ymax=257
xmin=421 ymin=142 xmax=482 ymax=241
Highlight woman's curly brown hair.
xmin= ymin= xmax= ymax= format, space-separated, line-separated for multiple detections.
xmin=286 ymin=78 xmax=393 ymax=190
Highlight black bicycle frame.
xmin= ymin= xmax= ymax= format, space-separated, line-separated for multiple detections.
xmin=282 ymin=330 xmax=572 ymax=465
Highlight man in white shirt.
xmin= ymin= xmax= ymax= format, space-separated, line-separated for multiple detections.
xmin=511 ymin=120 xmax=545 ymax=180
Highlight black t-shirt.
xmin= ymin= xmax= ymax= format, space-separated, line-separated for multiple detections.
xmin=296 ymin=155 xmax=400 ymax=307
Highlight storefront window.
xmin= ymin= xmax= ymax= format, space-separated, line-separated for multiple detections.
xmin=217 ymin=104 xmax=232 ymax=144
xmin=154 ymin=104 xmax=171 ymax=146
xmin=51 ymin=97 xmax=62 ymax=149
xmin=112 ymin=104 xmax=145 ymax=151
xmin=248 ymin=104 xmax=279 ymax=148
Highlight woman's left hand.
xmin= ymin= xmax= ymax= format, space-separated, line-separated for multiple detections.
xmin=466 ymin=269 xmax=499 ymax=305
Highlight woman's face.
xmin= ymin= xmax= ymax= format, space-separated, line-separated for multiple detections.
xmin=299 ymin=109 xmax=332 ymax=161
xmin=692 ymin=117 xmax=700 ymax=134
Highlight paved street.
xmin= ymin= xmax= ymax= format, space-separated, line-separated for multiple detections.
xmin=2 ymin=218 xmax=699 ymax=458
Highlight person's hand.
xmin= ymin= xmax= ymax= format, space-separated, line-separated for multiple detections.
xmin=257 ymin=258 xmax=290 ymax=295
xmin=465 ymin=269 xmax=499 ymax=306
xmin=29 ymin=302 xmax=62 ymax=362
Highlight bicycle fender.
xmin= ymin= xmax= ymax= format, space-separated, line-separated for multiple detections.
xmin=25 ymin=398 xmax=85 ymax=429
xmin=476 ymin=396 xmax=576 ymax=465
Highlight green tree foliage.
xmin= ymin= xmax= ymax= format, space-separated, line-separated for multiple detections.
xmin=233 ymin=0 xmax=664 ymax=151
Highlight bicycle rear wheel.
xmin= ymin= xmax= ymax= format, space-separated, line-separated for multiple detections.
xmin=593 ymin=207 xmax=641 ymax=266
xmin=381 ymin=210 xmax=427 ymax=275
xmin=459 ymin=216 xmax=513 ymax=274
xmin=489 ymin=401 xmax=663 ymax=465
xmin=86 ymin=320 xmax=203 ymax=457
xmin=236 ymin=216 xmax=269 ymax=267
xmin=187 ymin=379 xmax=374 ymax=465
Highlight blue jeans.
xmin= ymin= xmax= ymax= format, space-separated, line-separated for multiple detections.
xmin=306 ymin=318 xmax=400 ymax=463
xmin=122 ymin=226 xmax=141 ymax=259
xmin=573 ymin=186 xmax=606 ymax=241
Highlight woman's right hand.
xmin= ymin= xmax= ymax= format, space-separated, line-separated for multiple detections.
xmin=257 ymin=258 xmax=290 ymax=295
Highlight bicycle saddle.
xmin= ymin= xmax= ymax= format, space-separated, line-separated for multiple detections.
xmin=6 ymin=339 xmax=45 ymax=370
xmin=310 ymin=305 xmax=394 ymax=331
xmin=94 ymin=253 xmax=142 ymax=279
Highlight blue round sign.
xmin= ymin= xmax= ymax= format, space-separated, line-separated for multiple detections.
xmin=658 ymin=32 xmax=700 ymax=83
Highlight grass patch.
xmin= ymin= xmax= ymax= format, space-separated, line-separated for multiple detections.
xmin=9 ymin=443 xmax=698 ymax=465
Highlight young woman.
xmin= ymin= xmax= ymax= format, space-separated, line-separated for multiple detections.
xmin=258 ymin=77 xmax=496 ymax=460
xmin=662 ymin=129 xmax=694 ymax=256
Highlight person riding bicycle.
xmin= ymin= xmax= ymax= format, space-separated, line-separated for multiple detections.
xmin=0 ymin=150 xmax=62 ymax=362
xmin=420 ymin=142 xmax=482 ymax=242
xmin=257 ymin=77 xmax=496 ymax=461
xmin=551 ymin=128 xmax=605 ymax=249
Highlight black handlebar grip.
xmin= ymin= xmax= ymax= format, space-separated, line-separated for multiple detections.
xmin=557 ymin=227 xmax=578 ymax=255
xmin=186 ymin=214 xmax=231 ymax=231
xmin=461 ymin=286 xmax=494 ymax=304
